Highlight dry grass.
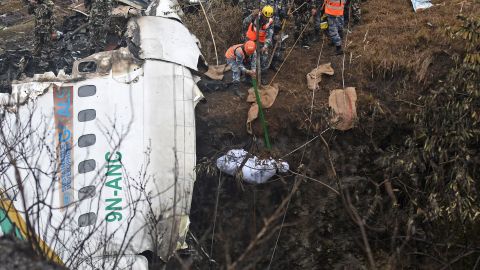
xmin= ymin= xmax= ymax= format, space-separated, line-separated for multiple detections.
xmin=348 ymin=0 xmax=480 ymax=81
xmin=182 ymin=0 xmax=243 ymax=65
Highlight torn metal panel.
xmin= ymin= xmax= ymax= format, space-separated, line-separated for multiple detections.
xmin=116 ymin=0 xmax=149 ymax=10
xmin=1 ymin=4 xmax=204 ymax=268
xmin=145 ymin=0 xmax=184 ymax=19
xmin=1 ymin=51 xmax=203 ymax=268
xmin=112 ymin=5 xmax=142 ymax=18
xmin=0 ymin=71 xmax=71 ymax=109
xmin=126 ymin=16 xmax=202 ymax=70
xmin=71 ymin=47 xmax=144 ymax=82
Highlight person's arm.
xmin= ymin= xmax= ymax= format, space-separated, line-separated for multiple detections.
xmin=264 ymin=26 xmax=274 ymax=48
xmin=235 ymin=50 xmax=248 ymax=73
xmin=249 ymin=52 xmax=257 ymax=74
xmin=312 ymin=0 xmax=319 ymax=15
xmin=243 ymin=11 xmax=257 ymax=27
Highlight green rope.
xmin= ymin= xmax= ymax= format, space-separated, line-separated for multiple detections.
xmin=252 ymin=79 xmax=272 ymax=150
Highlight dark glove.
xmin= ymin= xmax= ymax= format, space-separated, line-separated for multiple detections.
xmin=274 ymin=24 xmax=281 ymax=33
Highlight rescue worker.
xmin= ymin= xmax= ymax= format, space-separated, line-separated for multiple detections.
xmin=344 ymin=0 xmax=361 ymax=25
xmin=292 ymin=0 xmax=320 ymax=48
xmin=261 ymin=0 xmax=288 ymax=71
xmin=243 ymin=5 xmax=274 ymax=84
xmin=239 ymin=0 xmax=256 ymax=19
xmin=324 ymin=0 xmax=345 ymax=54
xmin=89 ymin=0 xmax=112 ymax=53
xmin=313 ymin=0 xmax=324 ymax=41
xmin=225 ymin=40 xmax=257 ymax=97
xmin=26 ymin=0 xmax=55 ymax=57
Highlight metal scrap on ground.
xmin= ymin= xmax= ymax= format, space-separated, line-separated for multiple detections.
xmin=410 ymin=0 xmax=433 ymax=12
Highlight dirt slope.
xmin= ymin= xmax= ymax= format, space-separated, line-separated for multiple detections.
xmin=189 ymin=1 xmax=480 ymax=269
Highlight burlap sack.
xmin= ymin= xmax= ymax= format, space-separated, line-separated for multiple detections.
xmin=307 ymin=63 xmax=334 ymax=90
xmin=204 ymin=64 xmax=231 ymax=80
xmin=246 ymin=84 xmax=279 ymax=134
xmin=328 ymin=87 xmax=357 ymax=131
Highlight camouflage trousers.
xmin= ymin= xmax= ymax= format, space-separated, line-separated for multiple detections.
xmin=226 ymin=58 xmax=243 ymax=83
xmin=34 ymin=31 xmax=52 ymax=56
xmin=295 ymin=13 xmax=311 ymax=44
xmin=345 ymin=0 xmax=361 ymax=24
xmin=314 ymin=10 xmax=322 ymax=31
xmin=89 ymin=0 xmax=112 ymax=52
xmin=327 ymin=15 xmax=344 ymax=46
xmin=260 ymin=49 xmax=269 ymax=71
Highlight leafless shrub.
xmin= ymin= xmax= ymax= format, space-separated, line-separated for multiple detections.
xmin=182 ymin=0 xmax=243 ymax=65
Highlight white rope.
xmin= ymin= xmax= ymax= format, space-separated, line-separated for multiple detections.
xmin=281 ymin=127 xmax=330 ymax=159
xmin=301 ymin=33 xmax=327 ymax=161
xmin=289 ymin=170 xmax=339 ymax=194
xmin=209 ymin=172 xmax=222 ymax=260
xmin=269 ymin=15 xmax=314 ymax=85
xmin=341 ymin=3 xmax=353 ymax=89
xmin=199 ymin=0 xmax=219 ymax=65
xmin=268 ymin=34 xmax=330 ymax=268
xmin=266 ymin=184 xmax=293 ymax=270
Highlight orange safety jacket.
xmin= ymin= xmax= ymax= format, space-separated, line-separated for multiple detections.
xmin=246 ymin=18 xmax=273 ymax=43
xmin=325 ymin=0 xmax=345 ymax=16
xmin=225 ymin=44 xmax=245 ymax=60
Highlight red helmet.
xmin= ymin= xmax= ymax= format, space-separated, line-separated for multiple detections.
xmin=244 ymin=40 xmax=256 ymax=55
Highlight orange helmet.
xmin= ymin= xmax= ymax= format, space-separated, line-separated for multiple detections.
xmin=244 ymin=40 xmax=256 ymax=55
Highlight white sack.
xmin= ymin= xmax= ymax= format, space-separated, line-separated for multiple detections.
xmin=216 ymin=149 xmax=289 ymax=184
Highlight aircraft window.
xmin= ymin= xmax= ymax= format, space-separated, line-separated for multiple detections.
xmin=78 ymin=186 xmax=96 ymax=200
xmin=78 ymin=85 xmax=96 ymax=97
xmin=78 ymin=134 xmax=96 ymax=147
xmin=78 ymin=61 xmax=97 ymax=73
xmin=78 ymin=109 xmax=96 ymax=122
xmin=78 ymin=212 xmax=97 ymax=227
xmin=78 ymin=159 xmax=96 ymax=173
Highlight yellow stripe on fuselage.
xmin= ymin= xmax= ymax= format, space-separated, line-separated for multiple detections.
xmin=0 ymin=192 xmax=64 ymax=266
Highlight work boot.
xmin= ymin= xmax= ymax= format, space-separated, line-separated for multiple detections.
xmin=260 ymin=71 xmax=268 ymax=85
xmin=336 ymin=45 xmax=344 ymax=55
xmin=232 ymin=82 xmax=243 ymax=97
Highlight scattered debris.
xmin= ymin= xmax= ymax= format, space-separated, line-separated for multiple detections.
xmin=246 ymin=83 xmax=279 ymax=134
xmin=216 ymin=149 xmax=289 ymax=184
xmin=328 ymin=87 xmax=357 ymax=130
xmin=117 ymin=0 xmax=149 ymax=10
xmin=306 ymin=62 xmax=334 ymax=90
xmin=410 ymin=0 xmax=433 ymax=12
xmin=112 ymin=5 xmax=142 ymax=18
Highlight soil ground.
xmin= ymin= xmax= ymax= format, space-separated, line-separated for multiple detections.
xmin=1 ymin=0 xmax=479 ymax=268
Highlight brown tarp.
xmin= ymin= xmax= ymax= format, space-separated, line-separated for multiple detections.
xmin=328 ymin=87 xmax=357 ymax=131
xmin=204 ymin=64 xmax=231 ymax=80
xmin=246 ymin=84 xmax=279 ymax=134
xmin=306 ymin=63 xmax=334 ymax=90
